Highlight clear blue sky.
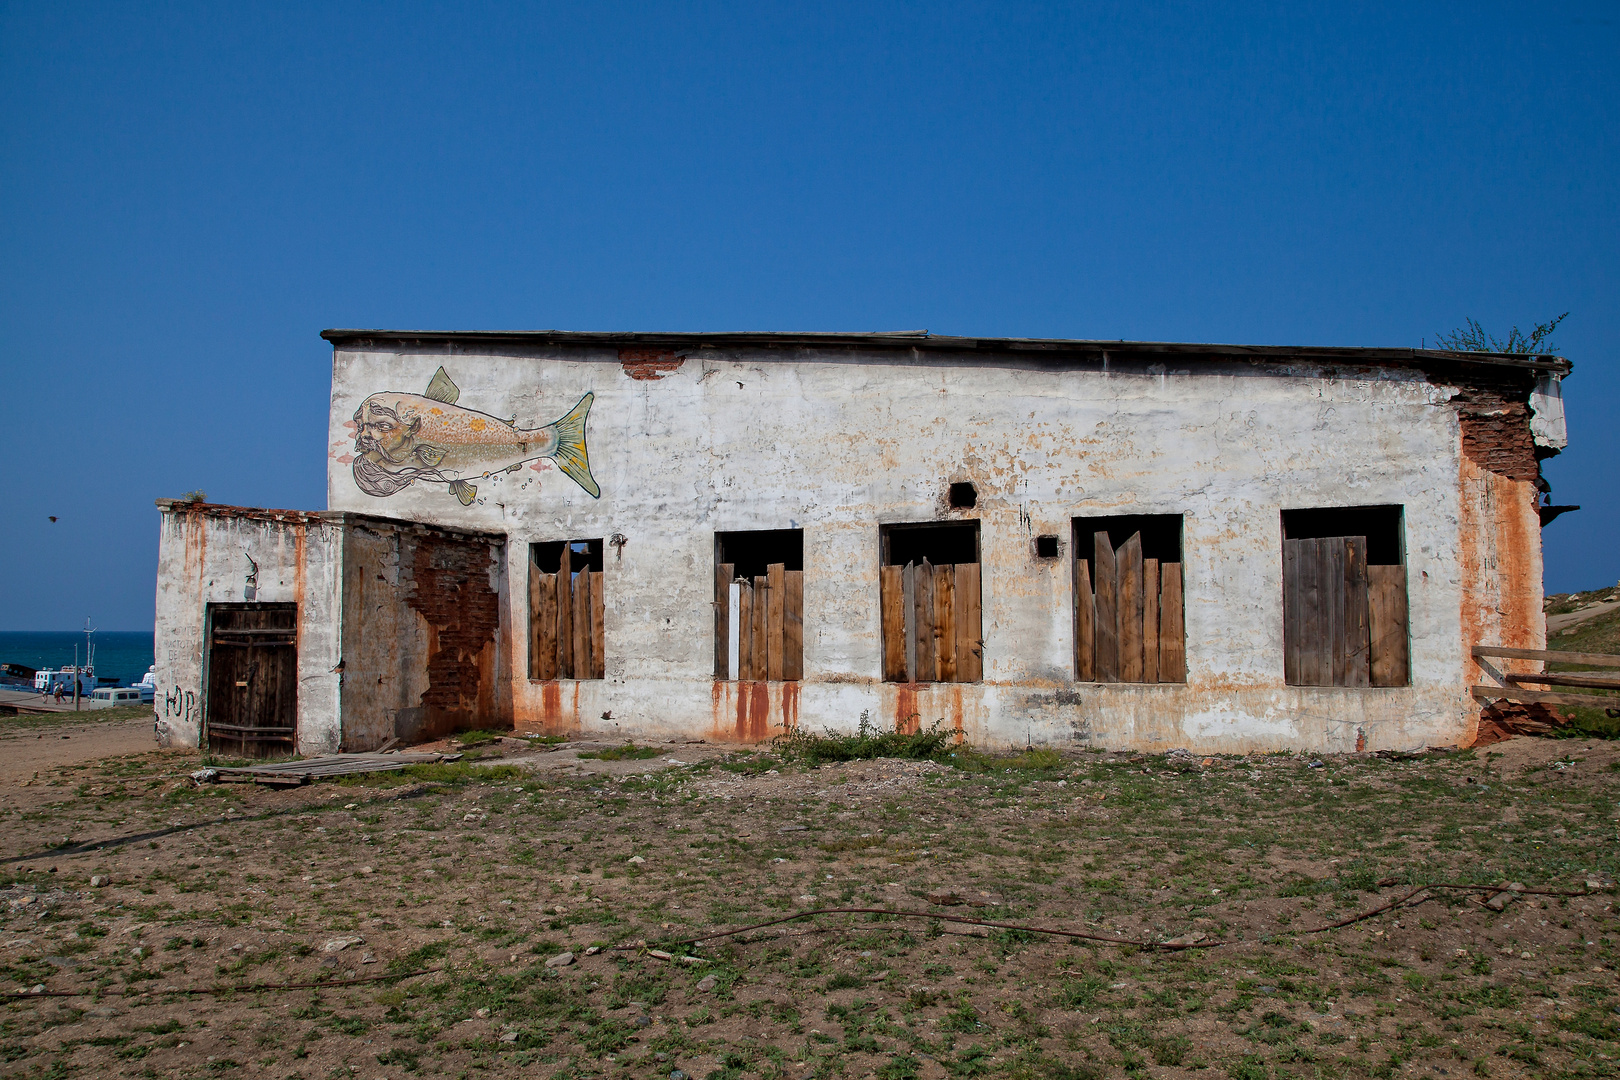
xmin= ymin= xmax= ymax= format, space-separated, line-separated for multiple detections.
xmin=0 ymin=2 xmax=1614 ymax=631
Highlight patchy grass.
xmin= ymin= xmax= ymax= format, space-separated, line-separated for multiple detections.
xmin=0 ymin=702 xmax=154 ymax=731
xmin=2 ymin=733 xmax=1619 ymax=1079
xmin=773 ymin=712 xmax=958 ymax=764
xmin=577 ymin=743 xmax=664 ymax=761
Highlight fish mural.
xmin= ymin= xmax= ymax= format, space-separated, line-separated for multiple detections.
xmin=351 ymin=367 xmax=599 ymax=504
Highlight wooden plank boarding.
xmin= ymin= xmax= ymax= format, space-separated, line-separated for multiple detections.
xmin=528 ymin=559 xmax=543 ymax=677
xmin=1283 ymin=539 xmax=1302 ymax=686
xmin=1325 ymin=537 xmax=1346 ymax=687
xmin=914 ymin=558 xmax=936 ymax=682
xmin=935 ymin=563 xmax=957 ymax=682
xmin=590 ymin=571 xmax=605 ymax=680
xmin=556 ymin=544 xmax=573 ymax=680
xmin=715 ymin=562 xmax=733 ymax=679
xmin=1504 ymin=672 xmax=1620 ymax=690
xmin=752 ymin=575 xmax=769 ymax=681
xmin=881 ymin=566 xmax=906 ymax=682
xmin=902 ymin=563 xmax=917 ymax=683
xmin=767 ymin=563 xmax=786 ymax=681
xmin=573 ymin=567 xmax=592 ymax=683
xmin=737 ymin=579 xmax=754 ymax=680
xmin=955 ymin=561 xmax=981 ymax=683
xmin=1092 ymin=532 xmax=1119 ymax=682
xmin=1119 ymin=532 xmax=1144 ymax=682
xmin=1142 ymin=558 xmax=1160 ymax=683
xmin=1343 ymin=537 xmax=1370 ymax=688
xmin=1074 ymin=558 xmax=1095 ymax=681
xmin=1472 ymin=646 xmax=1620 ymax=668
xmin=1369 ymin=564 xmax=1409 ymax=687
xmin=783 ymin=570 xmax=804 ymax=681
xmin=1159 ymin=563 xmax=1184 ymax=682
xmin=534 ymin=572 xmax=558 ymax=681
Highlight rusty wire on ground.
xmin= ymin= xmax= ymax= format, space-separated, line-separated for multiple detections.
xmin=615 ymin=882 xmax=1606 ymax=956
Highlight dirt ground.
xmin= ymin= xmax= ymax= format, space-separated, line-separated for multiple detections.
xmin=0 ymin=719 xmax=1617 ymax=1080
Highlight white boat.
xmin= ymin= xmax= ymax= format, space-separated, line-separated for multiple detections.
xmin=34 ymin=668 xmax=96 ymax=697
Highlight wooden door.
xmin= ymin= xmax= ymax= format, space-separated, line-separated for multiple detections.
xmin=206 ymin=604 xmax=297 ymax=758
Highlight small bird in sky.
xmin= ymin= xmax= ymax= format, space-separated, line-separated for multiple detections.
xmin=48 ymin=516 xmax=56 ymax=523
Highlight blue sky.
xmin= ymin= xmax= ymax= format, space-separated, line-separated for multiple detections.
xmin=0 ymin=1 xmax=1614 ymax=631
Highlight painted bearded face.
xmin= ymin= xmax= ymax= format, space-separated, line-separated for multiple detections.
xmin=354 ymin=400 xmax=421 ymax=465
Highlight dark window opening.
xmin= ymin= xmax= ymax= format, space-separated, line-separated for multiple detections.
xmin=879 ymin=522 xmax=982 ymax=684
xmin=883 ymin=521 xmax=980 ymax=567
xmin=528 ymin=540 xmax=604 ymax=681
xmin=715 ymin=529 xmax=803 ymax=580
xmin=1072 ymin=514 xmax=1185 ymax=684
xmin=1281 ymin=505 xmax=1408 ymax=688
xmin=532 ymin=538 xmax=604 ymax=574
xmin=1035 ymin=535 xmax=1060 ymax=559
xmin=948 ymin=482 xmax=978 ymax=509
xmin=714 ymin=530 xmax=804 ymax=682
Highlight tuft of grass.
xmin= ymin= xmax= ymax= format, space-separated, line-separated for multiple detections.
xmin=578 ymin=743 xmax=663 ymax=761
xmin=773 ymin=714 xmax=957 ymax=764
xmin=452 ymin=729 xmax=508 ymax=748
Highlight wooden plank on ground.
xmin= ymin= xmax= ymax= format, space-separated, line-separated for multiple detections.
xmin=784 ymin=570 xmax=804 ymax=681
xmin=915 ymin=557 xmax=937 ymax=682
xmin=591 ymin=571 xmax=605 ymax=680
xmin=556 ymin=544 xmax=573 ymax=680
xmin=1093 ymin=532 xmax=1119 ymax=682
xmin=573 ymin=567 xmax=592 ymax=683
xmin=715 ymin=563 xmax=733 ymax=680
xmin=752 ymin=575 xmax=769 ymax=681
xmin=1143 ymin=558 xmax=1160 ymax=683
xmin=535 ymin=572 xmax=558 ymax=681
xmin=1471 ymin=686 xmax=1620 ymax=709
xmin=767 ymin=563 xmax=786 ymax=681
xmin=1369 ymin=563 xmax=1408 ymax=687
xmin=956 ymin=561 xmax=981 ymax=682
xmin=1159 ymin=563 xmax=1185 ymax=682
xmin=935 ymin=563 xmax=957 ymax=682
xmin=1075 ymin=558 xmax=1095 ymax=681
xmin=1119 ymin=532 xmax=1144 ymax=682
xmin=902 ymin=562 xmax=917 ymax=683
xmin=881 ymin=565 xmax=906 ymax=682
xmin=737 ymin=579 xmax=754 ymax=681
xmin=1343 ymin=537 xmax=1370 ymax=688
xmin=1472 ymin=646 xmax=1620 ymax=668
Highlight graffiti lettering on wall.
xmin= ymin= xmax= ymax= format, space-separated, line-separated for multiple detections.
xmin=163 ymin=685 xmax=197 ymax=725
xmin=352 ymin=367 xmax=599 ymax=505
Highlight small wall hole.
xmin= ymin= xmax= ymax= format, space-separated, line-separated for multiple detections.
xmin=948 ymin=482 xmax=977 ymax=509
xmin=1035 ymin=535 xmax=1059 ymax=559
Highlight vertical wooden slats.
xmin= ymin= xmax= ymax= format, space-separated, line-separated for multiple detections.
xmin=1283 ymin=539 xmax=1303 ymax=686
xmin=783 ymin=570 xmax=804 ymax=682
xmin=1343 ymin=537 xmax=1369 ymax=688
xmin=1299 ymin=538 xmax=1327 ymax=685
xmin=1159 ymin=563 xmax=1185 ymax=683
xmin=534 ymin=572 xmax=558 ymax=681
xmin=934 ymin=563 xmax=956 ymax=683
xmin=751 ymin=575 xmax=769 ymax=680
xmin=1119 ymin=532 xmax=1144 ymax=683
xmin=528 ymin=560 xmax=543 ymax=677
xmin=737 ymin=579 xmax=754 ymax=680
xmin=714 ymin=563 xmax=733 ymax=679
xmin=1325 ymin=537 xmax=1347 ymax=687
xmin=766 ymin=563 xmax=786 ymax=682
xmin=573 ymin=567 xmax=592 ymax=683
xmin=590 ymin=571 xmax=605 ymax=680
xmin=1368 ymin=564 xmax=1409 ymax=687
xmin=1142 ymin=559 xmax=1160 ymax=684
xmin=556 ymin=545 xmax=573 ymax=680
xmin=902 ymin=563 xmax=917 ymax=683
xmin=955 ymin=562 xmax=982 ymax=682
xmin=1074 ymin=558 xmax=1095 ymax=681
xmin=881 ymin=566 xmax=906 ymax=681
xmin=914 ymin=558 xmax=936 ymax=682
xmin=1092 ymin=533 xmax=1119 ymax=682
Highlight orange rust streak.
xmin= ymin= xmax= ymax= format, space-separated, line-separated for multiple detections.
xmin=895 ymin=685 xmax=919 ymax=734
xmin=780 ymin=681 xmax=800 ymax=733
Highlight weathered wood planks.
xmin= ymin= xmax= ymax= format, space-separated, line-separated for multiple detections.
xmin=713 ymin=563 xmax=804 ymax=681
xmin=914 ymin=557 xmax=936 ymax=681
xmin=767 ymin=563 xmax=786 ymax=682
xmin=1159 ymin=563 xmax=1185 ymax=682
xmin=1368 ymin=564 xmax=1408 ymax=687
xmin=1092 ymin=532 xmax=1119 ymax=682
xmin=1074 ymin=530 xmax=1184 ymax=685
xmin=783 ymin=570 xmax=804 ymax=682
xmin=955 ymin=562 xmax=982 ymax=682
xmin=1142 ymin=559 xmax=1160 ymax=684
xmin=1284 ymin=535 xmax=1403 ymax=688
xmin=1119 ymin=532 xmax=1144 ymax=683
xmin=879 ymin=558 xmax=982 ymax=684
xmin=1074 ymin=558 xmax=1095 ymax=681
xmin=714 ymin=562 xmax=733 ymax=679
xmin=881 ymin=566 xmax=906 ymax=681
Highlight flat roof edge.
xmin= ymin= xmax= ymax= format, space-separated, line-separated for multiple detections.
xmin=318 ymin=329 xmax=1571 ymax=374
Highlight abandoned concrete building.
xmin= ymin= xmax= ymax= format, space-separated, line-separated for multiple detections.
xmin=151 ymin=330 xmax=1574 ymax=756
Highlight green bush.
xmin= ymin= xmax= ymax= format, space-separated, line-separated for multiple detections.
xmin=773 ymin=714 xmax=957 ymax=764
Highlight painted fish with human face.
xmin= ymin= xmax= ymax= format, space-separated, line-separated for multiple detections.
xmin=352 ymin=367 xmax=599 ymax=504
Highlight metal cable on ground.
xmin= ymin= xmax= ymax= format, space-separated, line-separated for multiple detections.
xmin=616 ymin=883 xmax=1604 ymax=955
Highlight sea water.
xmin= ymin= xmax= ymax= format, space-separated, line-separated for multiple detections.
xmin=0 ymin=631 xmax=155 ymax=687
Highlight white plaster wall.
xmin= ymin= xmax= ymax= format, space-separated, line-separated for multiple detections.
xmin=326 ymin=346 xmax=1477 ymax=752
xmin=152 ymin=509 xmax=343 ymax=754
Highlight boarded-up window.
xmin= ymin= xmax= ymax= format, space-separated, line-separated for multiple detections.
xmin=1282 ymin=506 xmax=1409 ymax=687
xmin=529 ymin=540 xmax=605 ymax=681
xmin=205 ymin=603 xmax=298 ymax=758
xmin=1073 ymin=515 xmax=1185 ymax=683
xmin=714 ymin=530 xmax=803 ymax=681
xmin=879 ymin=522 xmax=982 ymax=683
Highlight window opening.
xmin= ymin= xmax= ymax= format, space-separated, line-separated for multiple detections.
xmin=879 ymin=522 xmax=982 ymax=684
xmin=1281 ymin=506 xmax=1409 ymax=687
xmin=529 ymin=539 xmax=605 ymax=680
xmin=714 ymin=530 xmax=804 ymax=681
xmin=948 ymin=482 xmax=978 ymax=509
xmin=1035 ymin=535 xmax=1060 ymax=559
xmin=1073 ymin=515 xmax=1185 ymax=684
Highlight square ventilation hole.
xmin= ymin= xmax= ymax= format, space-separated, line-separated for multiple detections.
xmin=948 ymin=482 xmax=977 ymax=509
xmin=1035 ymin=535 xmax=1060 ymax=559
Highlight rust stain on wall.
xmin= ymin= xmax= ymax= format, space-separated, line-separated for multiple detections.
xmin=895 ymin=685 xmax=919 ymax=734
xmin=620 ymin=349 xmax=685 ymax=381
xmin=734 ymin=681 xmax=769 ymax=741
xmin=780 ymin=681 xmax=800 ymax=733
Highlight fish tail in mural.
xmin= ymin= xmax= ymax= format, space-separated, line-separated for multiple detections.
xmin=351 ymin=368 xmax=601 ymax=504
xmin=545 ymin=393 xmax=599 ymax=498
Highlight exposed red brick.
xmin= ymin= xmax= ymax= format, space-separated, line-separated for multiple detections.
xmin=620 ymin=348 xmax=685 ymax=380
xmin=404 ymin=533 xmax=502 ymax=735
xmin=1452 ymin=387 xmax=1540 ymax=482
xmin=1471 ymin=701 xmax=1567 ymax=746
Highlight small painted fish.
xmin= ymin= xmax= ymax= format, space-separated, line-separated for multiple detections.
xmin=352 ymin=367 xmax=598 ymax=504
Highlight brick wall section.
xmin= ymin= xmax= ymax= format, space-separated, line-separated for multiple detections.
xmin=404 ymin=533 xmax=501 ymax=720
xmin=620 ymin=348 xmax=685 ymax=380
xmin=1451 ymin=383 xmax=1540 ymax=483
